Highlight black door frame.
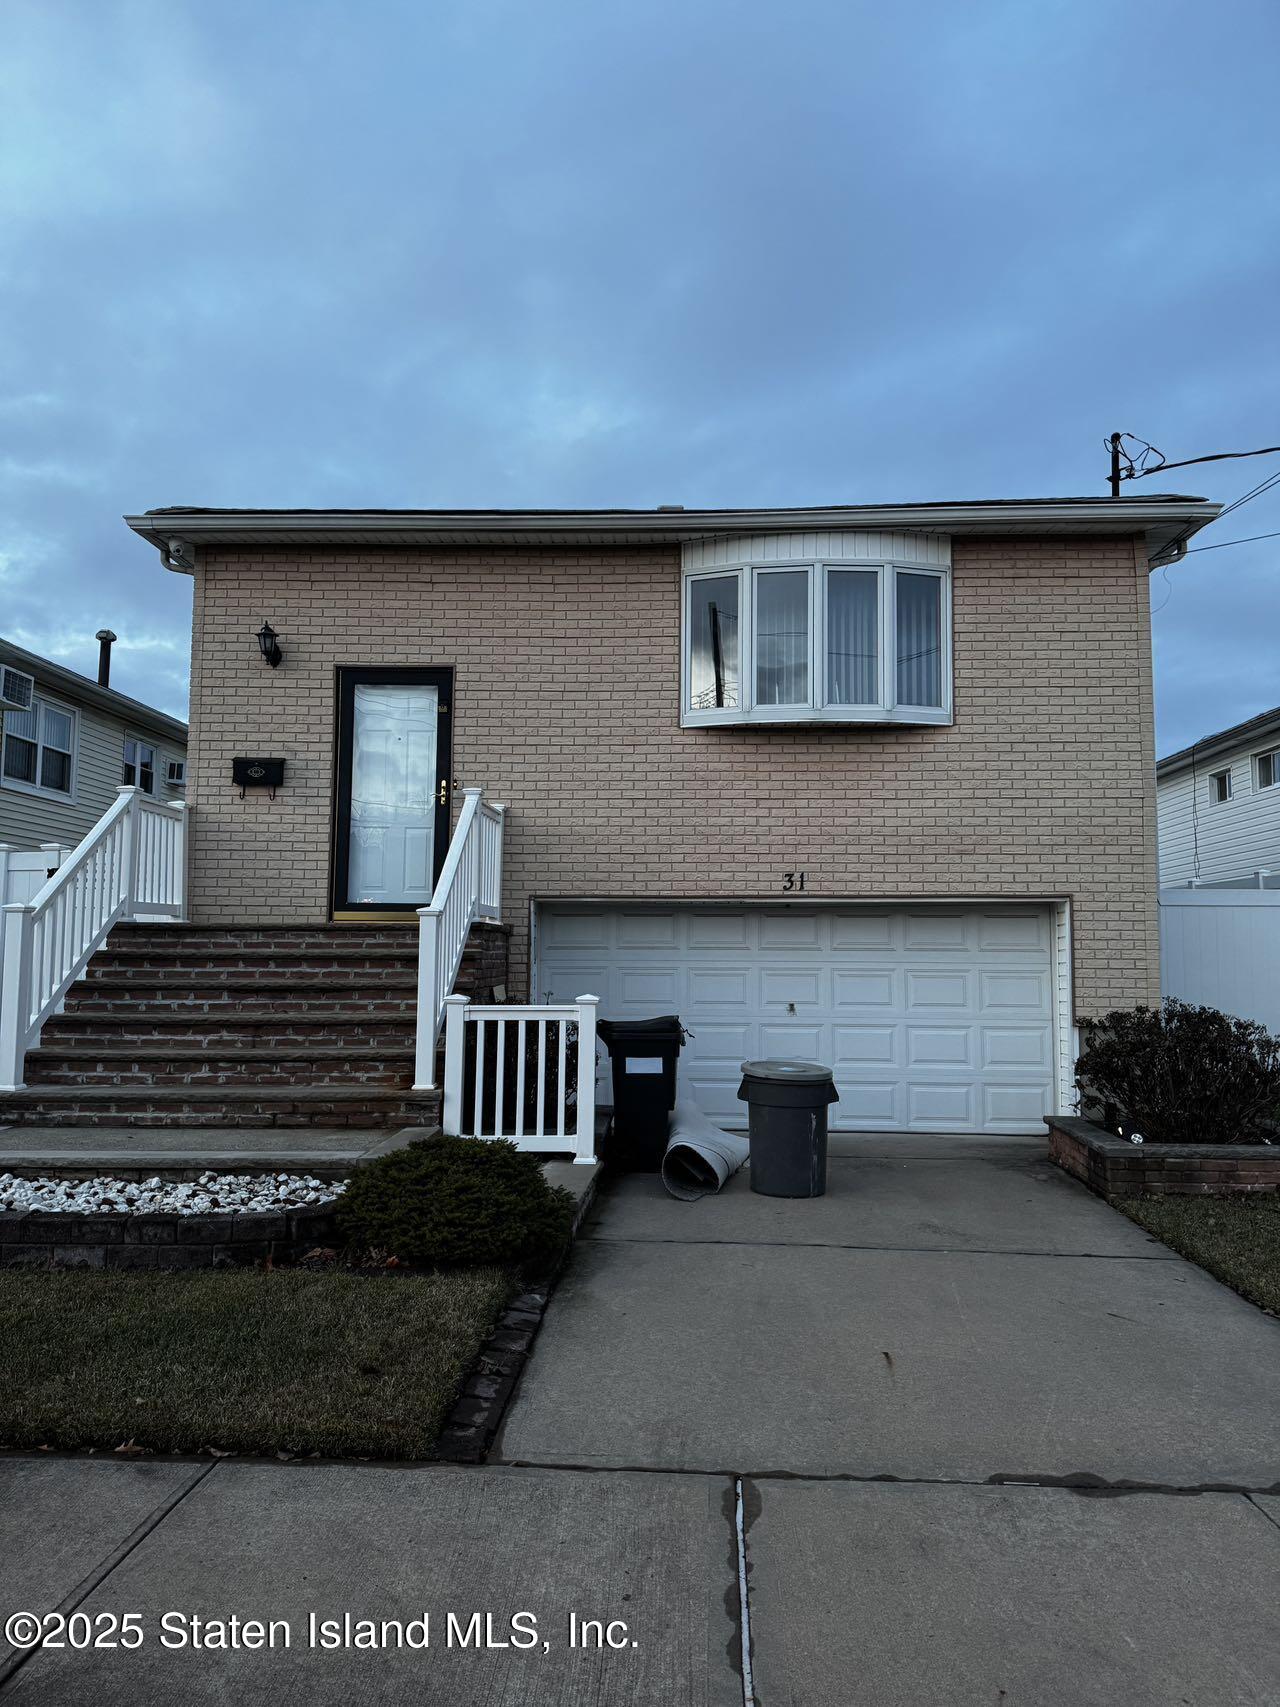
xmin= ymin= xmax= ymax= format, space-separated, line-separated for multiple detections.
xmin=331 ymin=665 xmax=454 ymax=917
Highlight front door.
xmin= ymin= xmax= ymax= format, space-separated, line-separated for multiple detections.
xmin=333 ymin=667 xmax=453 ymax=914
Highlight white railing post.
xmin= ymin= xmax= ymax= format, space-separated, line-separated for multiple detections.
xmin=489 ymin=804 xmax=506 ymax=918
xmin=442 ymin=994 xmax=469 ymax=1135
xmin=573 ymin=994 xmax=599 ymax=1164
xmin=171 ymin=800 xmax=189 ymax=919
xmin=0 ymin=850 xmax=9 ymax=984
xmin=116 ymin=786 xmax=140 ymax=917
xmin=0 ymin=903 xmax=35 ymax=1091
xmin=414 ymin=907 xmax=441 ymax=1089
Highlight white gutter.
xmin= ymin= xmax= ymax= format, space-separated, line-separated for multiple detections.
xmin=124 ymin=497 xmax=1221 ymax=570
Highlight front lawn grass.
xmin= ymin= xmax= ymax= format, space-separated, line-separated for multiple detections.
xmin=0 ymin=1266 xmax=513 ymax=1459
xmin=1114 ymin=1193 xmax=1280 ymax=1316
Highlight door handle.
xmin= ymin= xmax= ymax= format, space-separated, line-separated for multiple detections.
xmin=437 ymin=779 xmax=449 ymax=807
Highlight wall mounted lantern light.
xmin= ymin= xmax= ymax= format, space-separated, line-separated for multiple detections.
xmin=257 ymin=621 xmax=283 ymax=668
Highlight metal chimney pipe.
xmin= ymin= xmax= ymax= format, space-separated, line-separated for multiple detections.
xmin=95 ymin=629 xmax=117 ymax=687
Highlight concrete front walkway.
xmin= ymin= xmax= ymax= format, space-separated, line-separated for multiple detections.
xmin=3 ymin=1135 xmax=1279 ymax=1705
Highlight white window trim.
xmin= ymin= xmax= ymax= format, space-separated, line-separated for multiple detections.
xmin=1209 ymin=767 xmax=1233 ymax=804
xmin=0 ymin=694 xmax=79 ymax=802
xmin=166 ymin=757 xmax=187 ymax=786
xmin=1256 ymin=749 xmax=1280 ymax=791
xmin=682 ymin=557 xmax=952 ymax=728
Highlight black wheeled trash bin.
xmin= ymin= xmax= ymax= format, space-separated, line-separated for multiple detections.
xmin=737 ymin=1059 xmax=839 ymax=1197
xmin=597 ymin=1015 xmax=685 ymax=1172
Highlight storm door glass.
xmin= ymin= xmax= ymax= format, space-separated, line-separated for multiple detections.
xmin=346 ymin=684 xmax=439 ymax=905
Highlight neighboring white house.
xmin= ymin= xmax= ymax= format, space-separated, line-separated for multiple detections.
xmin=1156 ymin=704 xmax=1280 ymax=888
xmin=0 ymin=634 xmax=188 ymax=853
xmin=1156 ymin=706 xmax=1280 ymax=1034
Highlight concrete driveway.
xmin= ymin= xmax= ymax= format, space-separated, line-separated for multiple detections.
xmin=3 ymin=1135 xmax=1279 ymax=1704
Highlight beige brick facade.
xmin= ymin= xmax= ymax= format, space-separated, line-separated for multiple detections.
xmin=183 ymin=535 xmax=1159 ymax=1019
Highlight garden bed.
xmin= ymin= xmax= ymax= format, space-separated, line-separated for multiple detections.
xmin=1113 ymin=1193 xmax=1280 ymax=1316
xmin=0 ymin=1266 xmax=512 ymax=1458
xmin=1046 ymin=1116 xmax=1280 ymax=1197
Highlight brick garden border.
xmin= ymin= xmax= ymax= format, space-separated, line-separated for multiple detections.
xmin=1047 ymin=1115 xmax=1280 ymax=1197
xmin=0 ymin=1203 xmax=340 ymax=1269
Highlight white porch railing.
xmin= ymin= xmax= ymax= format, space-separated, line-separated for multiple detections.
xmin=441 ymin=993 xmax=598 ymax=1164
xmin=413 ymin=787 xmax=505 ymax=1089
xmin=0 ymin=787 xmax=187 ymax=1091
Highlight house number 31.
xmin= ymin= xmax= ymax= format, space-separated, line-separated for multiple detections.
xmin=782 ymin=871 xmax=806 ymax=892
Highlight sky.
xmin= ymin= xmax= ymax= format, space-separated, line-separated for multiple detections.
xmin=1 ymin=0 xmax=1277 ymax=753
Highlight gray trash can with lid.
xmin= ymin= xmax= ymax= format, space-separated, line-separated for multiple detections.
xmin=737 ymin=1059 xmax=839 ymax=1198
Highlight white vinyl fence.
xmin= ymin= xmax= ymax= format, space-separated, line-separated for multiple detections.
xmin=440 ymin=993 xmax=598 ymax=1164
xmin=0 ymin=844 xmax=71 ymax=998
xmin=1159 ymin=887 xmax=1280 ymax=1035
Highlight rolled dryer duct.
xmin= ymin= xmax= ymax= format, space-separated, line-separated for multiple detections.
xmin=661 ymin=1097 xmax=750 ymax=1200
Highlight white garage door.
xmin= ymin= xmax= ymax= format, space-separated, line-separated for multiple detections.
xmin=537 ymin=905 xmax=1056 ymax=1135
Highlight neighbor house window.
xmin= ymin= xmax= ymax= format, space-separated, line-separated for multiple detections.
xmin=123 ymin=738 xmax=155 ymax=794
xmin=1257 ymin=750 xmax=1279 ymax=791
xmin=682 ymin=560 xmax=950 ymax=726
xmin=166 ymin=758 xmax=186 ymax=786
xmin=1210 ymin=768 xmax=1232 ymax=804
xmin=1 ymin=698 xmax=75 ymax=796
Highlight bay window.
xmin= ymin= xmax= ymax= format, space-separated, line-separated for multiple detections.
xmin=682 ymin=559 xmax=951 ymax=726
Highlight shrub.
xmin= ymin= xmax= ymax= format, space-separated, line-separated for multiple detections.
xmin=1076 ymin=999 xmax=1280 ymax=1145
xmin=337 ymin=1136 xmax=576 ymax=1273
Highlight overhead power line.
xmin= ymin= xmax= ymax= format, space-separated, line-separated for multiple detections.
xmin=1184 ymin=528 xmax=1280 ymax=555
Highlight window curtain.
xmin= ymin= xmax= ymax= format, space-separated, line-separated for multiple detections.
xmin=826 ymin=570 xmax=878 ymax=704
xmin=689 ymin=576 xmax=739 ymax=709
xmin=755 ymin=571 xmax=809 ymax=705
xmin=895 ymin=572 xmax=942 ymax=707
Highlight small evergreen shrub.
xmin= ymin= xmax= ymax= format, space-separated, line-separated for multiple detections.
xmin=1076 ymin=999 xmax=1280 ymax=1145
xmin=337 ymin=1136 xmax=575 ymax=1272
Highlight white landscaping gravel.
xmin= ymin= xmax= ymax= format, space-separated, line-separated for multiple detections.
xmin=0 ymin=1171 xmax=345 ymax=1215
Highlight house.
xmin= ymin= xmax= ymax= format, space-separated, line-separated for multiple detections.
xmin=1155 ymin=706 xmax=1280 ymax=1037
xmin=1156 ymin=705 xmax=1280 ymax=887
xmin=0 ymin=494 xmax=1220 ymax=1140
xmin=1 ymin=634 xmax=188 ymax=855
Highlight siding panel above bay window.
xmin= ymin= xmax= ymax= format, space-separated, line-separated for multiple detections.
xmin=683 ymin=529 xmax=951 ymax=570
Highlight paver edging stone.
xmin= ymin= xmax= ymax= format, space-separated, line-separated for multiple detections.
xmin=434 ymin=1157 xmax=604 ymax=1463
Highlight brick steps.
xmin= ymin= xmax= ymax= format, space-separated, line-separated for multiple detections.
xmin=87 ymin=949 xmax=417 ymax=975
xmin=0 ymin=921 xmax=507 ymax=1134
xmin=107 ymin=925 xmax=418 ymax=951
xmin=38 ymin=1015 xmax=416 ymax=1046
xmin=58 ymin=995 xmax=420 ymax=1020
xmin=75 ymin=976 xmax=421 ymax=996
xmin=25 ymin=1045 xmax=416 ymax=1089
xmin=0 ymin=1085 xmax=442 ymax=1130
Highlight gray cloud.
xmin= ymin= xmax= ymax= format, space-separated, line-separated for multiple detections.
xmin=1 ymin=0 xmax=1277 ymax=747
